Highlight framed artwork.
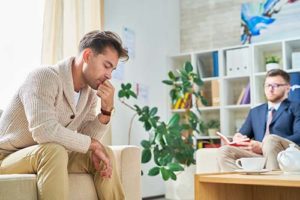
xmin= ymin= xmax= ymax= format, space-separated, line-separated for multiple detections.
xmin=241 ymin=0 xmax=300 ymax=44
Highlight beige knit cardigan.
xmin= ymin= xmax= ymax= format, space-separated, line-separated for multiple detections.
xmin=0 ymin=57 xmax=109 ymax=154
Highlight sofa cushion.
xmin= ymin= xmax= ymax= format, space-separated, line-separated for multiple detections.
xmin=0 ymin=174 xmax=37 ymax=200
xmin=0 ymin=174 xmax=98 ymax=200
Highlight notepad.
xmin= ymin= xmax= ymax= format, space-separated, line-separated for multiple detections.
xmin=216 ymin=132 xmax=250 ymax=146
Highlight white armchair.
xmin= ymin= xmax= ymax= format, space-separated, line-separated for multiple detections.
xmin=196 ymin=148 xmax=220 ymax=174
xmin=0 ymin=110 xmax=142 ymax=200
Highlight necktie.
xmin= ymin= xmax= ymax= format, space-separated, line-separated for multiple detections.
xmin=265 ymin=107 xmax=275 ymax=136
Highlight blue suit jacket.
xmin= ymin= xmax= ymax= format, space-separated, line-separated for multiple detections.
xmin=239 ymin=99 xmax=300 ymax=145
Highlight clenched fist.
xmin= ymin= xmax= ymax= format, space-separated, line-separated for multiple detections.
xmin=96 ymin=80 xmax=114 ymax=112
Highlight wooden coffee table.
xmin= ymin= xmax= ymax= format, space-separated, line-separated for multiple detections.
xmin=195 ymin=171 xmax=300 ymax=200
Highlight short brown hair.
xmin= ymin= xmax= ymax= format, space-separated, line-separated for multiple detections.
xmin=266 ymin=69 xmax=290 ymax=83
xmin=79 ymin=30 xmax=129 ymax=61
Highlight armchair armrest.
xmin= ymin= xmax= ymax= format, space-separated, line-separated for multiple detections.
xmin=196 ymin=148 xmax=220 ymax=173
xmin=110 ymin=145 xmax=141 ymax=200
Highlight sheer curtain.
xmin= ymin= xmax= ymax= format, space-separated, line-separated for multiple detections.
xmin=0 ymin=0 xmax=44 ymax=109
xmin=41 ymin=0 xmax=103 ymax=65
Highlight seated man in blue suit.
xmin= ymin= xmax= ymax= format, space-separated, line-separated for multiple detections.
xmin=218 ymin=69 xmax=300 ymax=171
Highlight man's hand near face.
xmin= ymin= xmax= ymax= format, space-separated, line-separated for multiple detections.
xmin=96 ymin=80 xmax=115 ymax=124
xmin=89 ymin=138 xmax=112 ymax=178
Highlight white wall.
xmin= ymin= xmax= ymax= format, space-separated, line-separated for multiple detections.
xmin=104 ymin=0 xmax=180 ymax=197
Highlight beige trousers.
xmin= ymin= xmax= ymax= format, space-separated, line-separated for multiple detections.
xmin=0 ymin=143 xmax=125 ymax=200
xmin=217 ymin=134 xmax=296 ymax=172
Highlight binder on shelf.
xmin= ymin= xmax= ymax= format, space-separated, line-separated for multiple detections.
xmin=240 ymin=82 xmax=250 ymax=104
xmin=196 ymin=58 xmax=205 ymax=78
xmin=292 ymin=52 xmax=300 ymax=69
xmin=212 ymin=51 xmax=219 ymax=77
xmin=288 ymin=72 xmax=300 ymax=103
xmin=240 ymin=48 xmax=249 ymax=74
xmin=226 ymin=50 xmax=235 ymax=76
xmin=226 ymin=48 xmax=249 ymax=76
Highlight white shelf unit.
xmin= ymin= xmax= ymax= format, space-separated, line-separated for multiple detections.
xmin=168 ymin=38 xmax=300 ymax=138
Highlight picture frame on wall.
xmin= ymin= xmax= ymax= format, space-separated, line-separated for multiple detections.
xmin=241 ymin=0 xmax=300 ymax=44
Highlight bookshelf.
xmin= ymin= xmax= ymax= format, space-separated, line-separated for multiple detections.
xmin=168 ymin=37 xmax=300 ymax=146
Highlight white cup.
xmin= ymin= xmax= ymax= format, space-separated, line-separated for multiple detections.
xmin=235 ymin=157 xmax=266 ymax=171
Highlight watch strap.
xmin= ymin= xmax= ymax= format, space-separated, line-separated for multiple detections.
xmin=101 ymin=108 xmax=112 ymax=116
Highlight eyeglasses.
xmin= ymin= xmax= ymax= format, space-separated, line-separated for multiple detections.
xmin=264 ymin=83 xmax=288 ymax=89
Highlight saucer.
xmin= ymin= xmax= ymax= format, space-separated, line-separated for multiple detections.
xmin=234 ymin=169 xmax=270 ymax=174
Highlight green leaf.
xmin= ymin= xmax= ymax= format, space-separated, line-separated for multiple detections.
xmin=181 ymin=124 xmax=191 ymax=130
xmin=168 ymin=71 xmax=176 ymax=80
xmin=144 ymin=121 xmax=152 ymax=131
xmin=153 ymin=116 xmax=160 ymax=121
xmin=134 ymin=105 xmax=142 ymax=114
xmin=160 ymin=167 xmax=170 ymax=181
xmin=138 ymin=115 xmax=148 ymax=122
xmin=142 ymin=106 xmax=149 ymax=113
xmin=148 ymin=167 xmax=160 ymax=176
xmin=121 ymin=83 xmax=126 ymax=89
xmin=125 ymin=83 xmax=131 ymax=89
xmin=162 ymin=80 xmax=173 ymax=85
xmin=200 ymin=96 xmax=208 ymax=106
xmin=157 ymin=123 xmax=168 ymax=135
xmin=141 ymin=140 xmax=151 ymax=149
xmin=149 ymin=118 xmax=158 ymax=128
xmin=153 ymin=146 xmax=161 ymax=166
xmin=149 ymin=107 xmax=158 ymax=116
xmin=169 ymin=89 xmax=177 ymax=101
xmin=141 ymin=149 xmax=151 ymax=163
xmin=179 ymin=69 xmax=188 ymax=78
xmin=169 ymin=171 xmax=177 ymax=181
xmin=168 ymin=163 xmax=184 ymax=172
xmin=184 ymin=61 xmax=193 ymax=73
xmin=194 ymin=77 xmax=203 ymax=86
xmin=182 ymin=80 xmax=191 ymax=88
xmin=168 ymin=113 xmax=180 ymax=127
xmin=129 ymin=90 xmax=137 ymax=98
xmin=118 ymin=90 xmax=126 ymax=98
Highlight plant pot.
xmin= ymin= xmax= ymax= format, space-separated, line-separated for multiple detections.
xmin=165 ymin=164 xmax=195 ymax=200
xmin=208 ymin=128 xmax=218 ymax=136
xmin=266 ymin=63 xmax=280 ymax=71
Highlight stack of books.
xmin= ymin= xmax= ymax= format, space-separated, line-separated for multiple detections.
xmin=236 ymin=82 xmax=251 ymax=105
xmin=172 ymin=93 xmax=192 ymax=109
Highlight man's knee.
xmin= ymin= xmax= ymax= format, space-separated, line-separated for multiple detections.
xmin=217 ymin=145 xmax=235 ymax=161
xmin=262 ymin=134 xmax=281 ymax=153
xmin=37 ymin=143 xmax=68 ymax=162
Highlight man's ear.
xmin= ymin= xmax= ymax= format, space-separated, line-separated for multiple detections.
xmin=82 ymin=48 xmax=93 ymax=63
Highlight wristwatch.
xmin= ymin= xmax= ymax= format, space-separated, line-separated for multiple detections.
xmin=101 ymin=108 xmax=115 ymax=116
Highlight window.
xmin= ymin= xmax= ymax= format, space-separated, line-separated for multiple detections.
xmin=0 ymin=0 xmax=44 ymax=108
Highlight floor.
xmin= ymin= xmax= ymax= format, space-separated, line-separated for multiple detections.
xmin=142 ymin=196 xmax=167 ymax=200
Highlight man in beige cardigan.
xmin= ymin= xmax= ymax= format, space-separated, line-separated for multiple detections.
xmin=0 ymin=30 xmax=128 ymax=200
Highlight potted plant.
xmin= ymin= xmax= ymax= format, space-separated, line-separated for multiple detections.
xmin=118 ymin=61 xmax=207 ymax=181
xmin=205 ymin=119 xmax=220 ymax=136
xmin=265 ymin=55 xmax=280 ymax=71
